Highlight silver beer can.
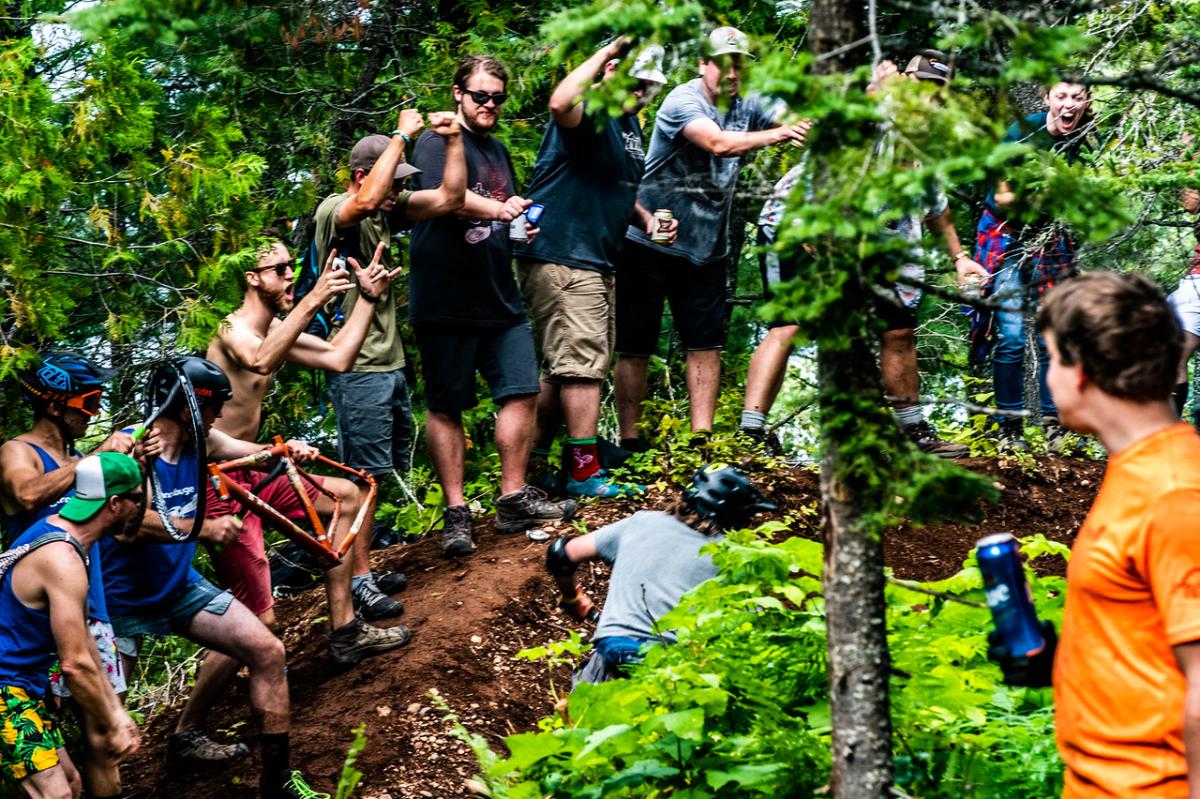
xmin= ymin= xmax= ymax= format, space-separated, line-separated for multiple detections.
xmin=509 ymin=214 xmax=529 ymax=243
xmin=651 ymin=209 xmax=673 ymax=244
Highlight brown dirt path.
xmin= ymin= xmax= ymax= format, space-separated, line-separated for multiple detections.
xmin=121 ymin=456 xmax=1103 ymax=798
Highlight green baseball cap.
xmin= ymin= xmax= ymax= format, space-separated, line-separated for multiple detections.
xmin=61 ymin=452 xmax=143 ymax=523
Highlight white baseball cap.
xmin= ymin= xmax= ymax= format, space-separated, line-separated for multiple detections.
xmin=630 ymin=45 xmax=667 ymax=85
xmin=706 ymin=26 xmax=752 ymax=58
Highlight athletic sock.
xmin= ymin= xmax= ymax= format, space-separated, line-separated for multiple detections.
xmin=1174 ymin=383 xmax=1189 ymax=416
xmin=740 ymin=410 xmax=767 ymax=431
xmin=894 ymin=405 xmax=925 ymax=429
xmin=350 ymin=573 xmax=371 ymax=592
xmin=566 ymin=438 xmax=600 ymax=482
xmin=260 ymin=732 xmax=290 ymax=797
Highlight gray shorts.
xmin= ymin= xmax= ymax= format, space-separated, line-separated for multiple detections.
xmin=112 ymin=578 xmax=234 ymax=657
xmin=327 ymin=368 xmax=415 ymax=476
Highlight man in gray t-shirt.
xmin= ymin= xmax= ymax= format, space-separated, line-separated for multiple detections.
xmin=614 ymin=27 xmax=811 ymax=452
xmin=546 ymin=464 xmax=776 ymax=675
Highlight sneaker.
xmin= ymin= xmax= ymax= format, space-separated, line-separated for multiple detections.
xmin=1042 ymin=415 xmax=1070 ymax=454
xmin=740 ymin=426 xmax=784 ymax=456
xmin=566 ymin=470 xmax=645 ymax=499
xmin=441 ymin=504 xmax=476 ymax=557
xmin=495 ymin=485 xmax=577 ymax=534
xmin=351 ymin=579 xmax=404 ymax=621
xmin=328 ymin=618 xmax=412 ymax=666
xmin=276 ymin=769 xmax=331 ymax=799
xmin=905 ymin=420 xmax=969 ymax=459
xmin=372 ymin=570 xmax=407 ymax=594
xmin=166 ymin=728 xmax=250 ymax=768
xmin=997 ymin=420 xmax=1029 ymax=454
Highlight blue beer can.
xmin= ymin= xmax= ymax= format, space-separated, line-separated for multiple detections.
xmin=975 ymin=533 xmax=1045 ymax=656
xmin=524 ymin=203 xmax=546 ymax=226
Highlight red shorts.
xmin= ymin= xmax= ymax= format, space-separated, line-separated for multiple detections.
xmin=206 ymin=469 xmax=323 ymax=616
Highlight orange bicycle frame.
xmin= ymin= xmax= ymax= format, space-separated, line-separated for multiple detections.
xmin=207 ymin=436 xmax=377 ymax=570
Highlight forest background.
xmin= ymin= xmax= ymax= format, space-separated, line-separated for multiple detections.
xmin=1 ymin=0 xmax=1199 ymax=796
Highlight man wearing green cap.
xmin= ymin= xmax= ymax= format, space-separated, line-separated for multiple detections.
xmin=0 ymin=452 xmax=143 ymax=799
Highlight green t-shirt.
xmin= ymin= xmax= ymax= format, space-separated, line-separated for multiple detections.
xmin=313 ymin=191 xmax=412 ymax=372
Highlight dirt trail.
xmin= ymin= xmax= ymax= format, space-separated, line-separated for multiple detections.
xmin=121 ymin=457 xmax=1103 ymax=798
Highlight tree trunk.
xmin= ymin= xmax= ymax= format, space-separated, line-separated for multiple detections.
xmin=809 ymin=1 xmax=894 ymax=797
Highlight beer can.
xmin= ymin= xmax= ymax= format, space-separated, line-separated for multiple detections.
xmin=524 ymin=203 xmax=546 ymax=226
xmin=975 ymin=533 xmax=1046 ymax=657
xmin=960 ymin=273 xmax=983 ymax=297
xmin=651 ymin=209 xmax=673 ymax=244
xmin=509 ymin=215 xmax=528 ymax=243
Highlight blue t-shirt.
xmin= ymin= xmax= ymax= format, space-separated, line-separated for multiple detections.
xmin=0 ymin=521 xmax=87 ymax=698
xmin=0 ymin=442 xmax=108 ymax=623
xmin=101 ymin=446 xmax=201 ymax=616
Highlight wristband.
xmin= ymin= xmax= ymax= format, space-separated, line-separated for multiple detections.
xmin=359 ymin=290 xmax=382 ymax=305
xmin=952 ymin=251 xmax=969 ymax=262
xmin=391 ymin=130 xmax=413 ymax=147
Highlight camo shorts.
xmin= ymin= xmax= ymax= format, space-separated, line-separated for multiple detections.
xmin=0 ymin=685 xmax=64 ymax=780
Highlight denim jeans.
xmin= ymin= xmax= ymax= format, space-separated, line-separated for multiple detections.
xmin=992 ymin=264 xmax=1056 ymax=417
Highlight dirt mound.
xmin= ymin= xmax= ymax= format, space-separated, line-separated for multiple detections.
xmin=121 ymin=457 xmax=1102 ymax=798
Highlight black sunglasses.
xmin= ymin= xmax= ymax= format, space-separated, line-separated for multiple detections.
xmin=462 ymin=88 xmax=507 ymax=107
xmin=253 ymin=261 xmax=292 ymax=278
xmin=116 ymin=491 xmax=146 ymax=503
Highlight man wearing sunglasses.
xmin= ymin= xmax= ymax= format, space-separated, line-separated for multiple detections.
xmin=0 ymin=452 xmax=145 ymax=799
xmin=408 ymin=55 xmax=576 ymax=557
xmin=614 ymin=27 xmax=811 ymax=452
xmin=515 ymin=39 xmax=674 ymax=500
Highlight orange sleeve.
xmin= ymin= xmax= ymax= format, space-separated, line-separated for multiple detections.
xmin=1147 ymin=489 xmax=1200 ymax=646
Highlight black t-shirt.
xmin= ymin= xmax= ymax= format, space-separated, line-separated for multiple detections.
xmin=515 ymin=107 xmax=646 ymax=273
xmin=408 ymin=128 xmax=525 ymax=326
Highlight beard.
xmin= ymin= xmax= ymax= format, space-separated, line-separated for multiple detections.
xmin=263 ymin=284 xmax=294 ymax=315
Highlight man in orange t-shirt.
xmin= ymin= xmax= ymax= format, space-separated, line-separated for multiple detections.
xmin=991 ymin=271 xmax=1200 ymax=798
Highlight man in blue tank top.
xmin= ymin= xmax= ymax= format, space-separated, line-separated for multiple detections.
xmin=0 ymin=452 xmax=143 ymax=799
xmin=0 ymin=351 xmax=144 ymax=797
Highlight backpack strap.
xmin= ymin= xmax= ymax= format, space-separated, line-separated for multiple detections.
xmin=0 ymin=530 xmax=88 ymax=583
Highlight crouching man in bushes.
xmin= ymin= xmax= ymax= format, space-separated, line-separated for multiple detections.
xmin=546 ymin=464 xmax=776 ymax=684
xmin=990 ymin=271 xmax=1200 ymax=797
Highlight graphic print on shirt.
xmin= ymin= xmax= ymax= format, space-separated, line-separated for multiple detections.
xmin=465 ymin=162 xmax=513 ymax=245
xmin=622 ymin=131 xmax=646 ymax=162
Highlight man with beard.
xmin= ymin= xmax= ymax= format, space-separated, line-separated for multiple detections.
xmin=314 ymin=108 xmax=466 ymax=560
xmin=0 ymin=453 xmax=143 ymax=799
xmin=969 ymin=81 xmax=1094 ymax=452
xmin=614 ymin=27 xmax=810 ymax=451
xmin=516 ymin=39 xmax=674 ymax=498
xmin=409 ymin=55 xmax=576 ymax=557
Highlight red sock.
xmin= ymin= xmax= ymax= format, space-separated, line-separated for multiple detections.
xmin=566 ymin=438 xmax=600 ymax=482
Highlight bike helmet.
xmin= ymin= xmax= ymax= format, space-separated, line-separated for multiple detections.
xmin=683 ymin=463 xmax=778 ymax=528
xmin=18 ymin=351 xmax=117 ymax=417
xmin=149 ymin=356 xmax=233 ymax=412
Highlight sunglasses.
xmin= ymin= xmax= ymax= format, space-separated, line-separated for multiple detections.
xmin=461 ymin=89 xmax=507 ymax=107
xmin=253 ymin=261 xmax=292 ymax=278
xmin=65 ymin=390 xmax=103 ymax=418
xmin=116 ymin=491 xmax=146 ymax=503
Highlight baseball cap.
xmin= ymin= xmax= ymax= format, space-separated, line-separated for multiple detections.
xmin=60 ymin=452 xmax=143 ymax=523
xmin=630 ymin=45 xmax=667 ymax=85
xmin=349 ymin=134 xmax=422 ymax=180
xmin=904 ymin=50 xmax=954 ymax=84
xmin=705 ymin=26 xmax=752 ymax=58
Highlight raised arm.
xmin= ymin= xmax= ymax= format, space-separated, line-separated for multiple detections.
xmin=0 ymin=440 xmax=77 ymax=514
xmin=335 ymin=109 xmax=426 ymax=229
xmin=406 ymin=113 xmax=467 ymax=220
xmin=682 ymin=116 xmax=809 ymax=158
xmin=549 ymin=38 xmax=630 ymax=129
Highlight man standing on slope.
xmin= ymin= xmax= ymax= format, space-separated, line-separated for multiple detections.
xmin=614 ymin=26 xmax=809 ymax=451
xmin=516 ymin=39 xmax=674 ymax=498
xmin=990 ymin=271 xmax=1200 ymax=797
xmin=409 ymin=55 xmax=575 ymax=556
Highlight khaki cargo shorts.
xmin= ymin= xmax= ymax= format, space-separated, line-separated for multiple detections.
xmin=517 ymin=260 xmax=615 ymax=381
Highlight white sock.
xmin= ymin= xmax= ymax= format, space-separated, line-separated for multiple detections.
xmin=740 ymin=410 xmax=767 ymax=430
xmin=894 ymin=405 xmax=925 ymax=429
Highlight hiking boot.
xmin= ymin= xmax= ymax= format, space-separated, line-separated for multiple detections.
xmin=905 ymin=420 xmax=969 ymax=459
xmin=328 ymin=618 xmax=412 ymax=666
xmin=1042 ymin=415 xmax=1070 ymax=454
xmin=372 ymin=570 xmax=407 ymax=594
xmin=566 ymin=470 xmax=645 ymax=499
xmin=166 ymin=728 xmax=250 ymax=768
xmin=740 ymin=426 xmax=784 ymax=456
xmin=495 ymin=485 xmax=577 ymax=534
xmin=351 ymin=578 xmax=404 ymax=621
xmin=441 ymin=504 xmax=476 ymax=557
xmin=275 ymin=769 xmax=331 ymax=799
xmin=997 ymin=420 xmax=1029 ymax=454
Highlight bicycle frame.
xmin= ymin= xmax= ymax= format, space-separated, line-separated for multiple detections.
xmin=207 ymin=436 xmax=377 ymax=570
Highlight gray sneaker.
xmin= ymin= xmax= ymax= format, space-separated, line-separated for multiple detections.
xmin=1042 ymin=415 xmax=1070 ymax=454
xmin=441 ymin=504 xmax=476 ymax=557
xmin=328 ymin=618 xmax=412 ymax=666
xmin=166 ymin=728 xmax=250 ymax=768
xmin=494 ymin=485 xmax=577 ymax=534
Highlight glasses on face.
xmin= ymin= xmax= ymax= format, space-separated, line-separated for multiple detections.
xmin=116 ymin=491 xmax=146 ymax=504
xmin=65 ymin=390 xmax=102 ymax=418
xmin=462 ymin=88 xmax=507 ymax=107
xmin=253 ymin=261 xmax=292 ymax=278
